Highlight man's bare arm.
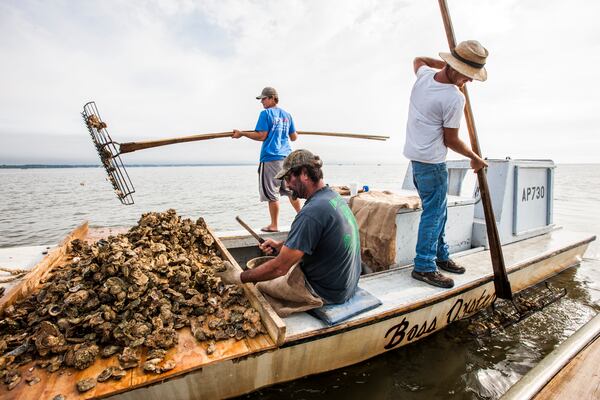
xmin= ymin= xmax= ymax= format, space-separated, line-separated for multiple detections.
xmin=232 ymin=129 xmax=268 ymax=141
xmin=443 ymin=127 xmax=488 ymax=172
xmin=289 ymin=131 xmax=298 ymax=141
xmin=240 ymin=246 xmax=303 ymax=282
xmin=413 ymin=57 xmax=446 ymax=74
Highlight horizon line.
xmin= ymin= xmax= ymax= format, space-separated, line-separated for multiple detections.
xmin=0 ymin=162 xmax=405 ymax=169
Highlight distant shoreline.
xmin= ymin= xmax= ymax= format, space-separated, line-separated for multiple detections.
xmin=1 ymin=162 xmax=596 ymax=169
xmin=0 ymin=163 xmax=400 ymax=169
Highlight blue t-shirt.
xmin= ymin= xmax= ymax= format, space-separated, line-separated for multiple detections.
xmin=255 ymin=107 xmax=295 ymax=162
xmin=285 ymin=187 xmax=362 ymax=304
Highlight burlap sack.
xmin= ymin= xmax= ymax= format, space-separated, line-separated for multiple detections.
xmin=349 ymin=191 xmax=421 ymax=271
xmin=256 ymin=264 xmax=324 ymax=317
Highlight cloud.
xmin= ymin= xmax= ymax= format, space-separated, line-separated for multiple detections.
xmin=1 ymin=0 xmax=599 ymax=164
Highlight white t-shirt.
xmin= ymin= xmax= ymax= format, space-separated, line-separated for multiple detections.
xmin=403 ymin=66 xmax=465 ymax=164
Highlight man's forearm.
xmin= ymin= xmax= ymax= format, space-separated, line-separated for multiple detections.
xmin=447 ymin=139 xmax=480 ymax=161
xmin=243 ymin=131 xmax=267 ymax=141
xmin=240 ymin=258 xmax=288 ymax=282
xmin=241 ymin=246 xmax=303 ymax=283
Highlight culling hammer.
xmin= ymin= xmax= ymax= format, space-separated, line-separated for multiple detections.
xmin=235 ymin=216 xmax=279 ymax=256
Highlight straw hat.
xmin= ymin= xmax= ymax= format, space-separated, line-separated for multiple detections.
xmin=439 ymin=40 xmax=488 ymax=81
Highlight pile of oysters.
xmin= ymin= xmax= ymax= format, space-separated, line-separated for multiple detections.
xmin=0 ymin=209 xmax=264 ymax=392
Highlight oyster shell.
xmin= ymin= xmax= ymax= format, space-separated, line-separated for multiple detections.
xmin=160 ymin=359 xmax=176 ymax=372
xmin=101 ymin=345 xmax=121 ymax=358
xmin=76 ymin=377 xmax=97 ymax=392
xmin=206 ymin=341 xmax=216 ymax=355
xmin=111 ymin=367 xmax=127 ymax=380
xmin=118 ymin=347 xmax=140 ymax=369
xmin=25 ymin=375 xmax=41 ymax=386
xmin=147 ymin=348 xmax=166 ymax=360
xmin=142 ymin=358 xmax=161 ymax=373
xmin=97 ymin=367 xmax=114 ymax=382
xmin=4 ymin=369 xmax=21 ymax=390
xmin=65 ymin=343 xmax=99 ymax=370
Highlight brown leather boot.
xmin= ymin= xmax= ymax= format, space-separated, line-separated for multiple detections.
xmin=436 ymin=259 xmax=466 ymax=274
xmin=411 ymin=270 xmax=454 ymax=288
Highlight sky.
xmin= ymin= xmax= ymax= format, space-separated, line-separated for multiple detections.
xmin=1 ymin=0 xmax=599 ymax=165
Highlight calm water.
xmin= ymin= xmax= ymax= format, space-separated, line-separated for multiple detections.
xmin=0 ymin=164 xmax=404 ymax=248
xmin=1 ymin=163 xmax=599 ymax=399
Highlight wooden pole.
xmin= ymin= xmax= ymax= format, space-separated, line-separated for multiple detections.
xmin=118 ymin=132 xmax=235 ymax=153
xmin=118 ymin=131 xmax=389 ymax=154
xmin=298 ymin=131 xmax=389 ymax=141
xmin=438 ymin=0 xmax=513 ymax=299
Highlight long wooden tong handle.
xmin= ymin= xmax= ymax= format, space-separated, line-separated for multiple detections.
xmin=235 ymin=216 xmax=279 ymax=256
xmin=118 ymin=130 xmax=389 ymax=154
xmin=438 ymin=0 xmax=512 ymax=300
xmin=298 ymin=131 xmax=388 ymax=141
xmin=118 ymin=132 xmax=237 ymax=154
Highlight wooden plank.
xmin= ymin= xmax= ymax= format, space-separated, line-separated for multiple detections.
xmin=534 ymin=335 xmax=600 ymax=399
xmin=0 ymin=222 xmax=88 ymax=314
xmin=8 ymin=331 xmax=274 ymax=399
xmin=208 ymin=225 xmax=287 ymax=346
xmin=246 ymin=334 xmax=274 ymax=352
xmin=85 ymin=226 xmax=129 ymax=243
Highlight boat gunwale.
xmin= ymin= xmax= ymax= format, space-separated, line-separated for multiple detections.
xmin=281 ymin=233 xmax=596 ymax=344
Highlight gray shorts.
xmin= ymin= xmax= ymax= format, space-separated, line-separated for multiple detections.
xmin=259 ymin=160 xmax=292 ymax=202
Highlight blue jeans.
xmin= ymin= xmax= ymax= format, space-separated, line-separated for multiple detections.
xmin=412 ymin=161 xmax=450 ymax=272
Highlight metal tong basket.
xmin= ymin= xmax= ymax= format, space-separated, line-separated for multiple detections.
xmin=82 ymin=101 xmax=135 ymax=205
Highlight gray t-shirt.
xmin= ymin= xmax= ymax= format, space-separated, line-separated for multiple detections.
xmin=403 ymin=66 xmax=465 ymax=164
xmin=285 ymin=186 xmax=361 ymax=304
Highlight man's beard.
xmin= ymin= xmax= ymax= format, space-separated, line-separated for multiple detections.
xmin=291 ymin=182 xmax=307 ymax=199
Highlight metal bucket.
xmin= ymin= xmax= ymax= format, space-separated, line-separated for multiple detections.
xmin=246 ymin=256 xmax=275 ymax=269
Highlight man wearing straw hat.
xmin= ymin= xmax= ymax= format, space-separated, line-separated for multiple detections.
xmin=403 ymin=40 xmax=489 ymax=289
xmin=232 ymin=87 xmax=301 ymax=233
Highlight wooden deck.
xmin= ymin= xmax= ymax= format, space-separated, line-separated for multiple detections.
xmin=502 ymin=311 xmax=600 ymax=400
xmin=534 ymin=334 xmax=600 ymax=399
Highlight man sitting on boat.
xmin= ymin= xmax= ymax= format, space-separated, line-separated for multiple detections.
xmin=403 ymin=40 xmax=489 ymax=289
xmin=217 ymin=149 xmax=362 ymax=317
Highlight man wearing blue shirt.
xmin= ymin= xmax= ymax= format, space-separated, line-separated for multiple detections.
xmin=233 ymin=87 xmax=301 ymax=232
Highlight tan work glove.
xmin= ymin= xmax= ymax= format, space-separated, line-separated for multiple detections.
xmin=215 ymin=261 xmax=242 ymax=284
